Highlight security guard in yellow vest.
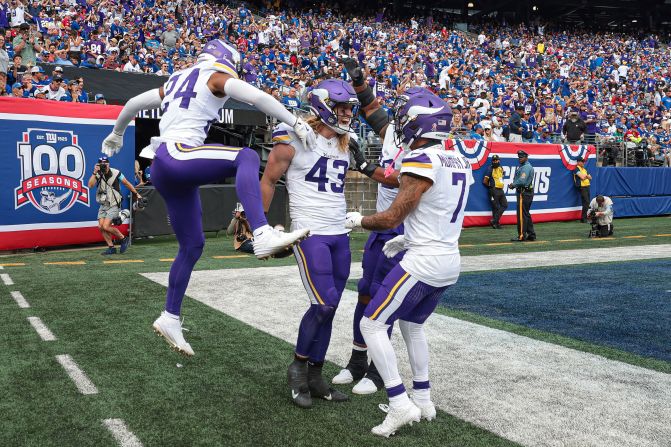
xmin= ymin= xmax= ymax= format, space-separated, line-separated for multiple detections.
xmin=483 ymin=154 xmax=508 ymax=229
xmin=574 ymin=156 xmax=592 ymax=222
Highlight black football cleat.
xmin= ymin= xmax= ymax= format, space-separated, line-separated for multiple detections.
xmin=288 ymin=359 xmax=312 ymax=409
xmin=308 ymin=362 xmax=349 ymax=402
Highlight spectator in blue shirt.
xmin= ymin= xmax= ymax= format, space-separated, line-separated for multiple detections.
xmin=282 ymin=88 xmax=301 ymax=109
xmin=469 ymin=124 xmax=485 ymax=140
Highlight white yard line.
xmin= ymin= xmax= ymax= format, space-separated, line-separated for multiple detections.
xmin=1 ymin=273 xmax=14 ymax=286
xmin=10 ymin=291 xmax=30 ymax=308
xmin=55 ymin=354 xmax=98 ymax=395
xmin=27 ymin=317 xmax=56 ymax=341
xmin=102 ymin=419 xmax=143 ymax=447
xmin=142 ymin=247 xmax=671 ymax=447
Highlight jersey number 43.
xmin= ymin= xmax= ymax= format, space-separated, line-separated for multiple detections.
xmin=305 ymin=157 xmax=348 ymax=193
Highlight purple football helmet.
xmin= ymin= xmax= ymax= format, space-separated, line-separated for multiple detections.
xmin=309 ymin=79 xmax=360 ymax=134
xmin=393 ymin=89 xmax=452 ymax=148
xmin=198 ymin=39 xmax=241 ymax=72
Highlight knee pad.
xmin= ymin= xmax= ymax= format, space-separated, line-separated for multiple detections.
xmin=313 ymin=304 xmax=336 ymax=324
xmin=357 ymin=277 xmax=371 ymax=296
xmin=360 ymin=317 xmax=389 ymax=338
xmin=399 ymin=320 xmax=423 ymax=340
xmin=237 ymin=146 xmax=260 ymax=166
xmin=179 ymin=241 xmax=204 ymax=264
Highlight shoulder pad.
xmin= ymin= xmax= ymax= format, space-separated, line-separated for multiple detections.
xmin=272 ymin=123 xmax=296 ymax=145
xmin=401 ymin=150 xmax=434 ymax=170
xmin=348 ymin=131 xmax=358 ymax=143
xmin=204 ymin=60 xmax=239 ymax=79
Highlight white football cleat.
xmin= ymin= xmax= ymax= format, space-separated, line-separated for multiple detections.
xmin=253 ymin=225 xmax=310 ymax=260
xmin=352 ymin=377 xmax=380 ymax=395
xmin=332 ymin=368 xmax=354 ymax=385
xmin=411 ymin=397 xmax=437 ymax=421
xmin=152 ymin=311 xmax=194 ymax=357
xmin=371 ymin=402 xmax=421 ymax=438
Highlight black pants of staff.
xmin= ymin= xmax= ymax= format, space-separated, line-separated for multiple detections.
xmin=579 ymin=186 xmax=591 ymax=221
xmin=516 ymin=191 xmax=535 ymax=240
xmin=489 ymin=187 xmax=508 ymax=225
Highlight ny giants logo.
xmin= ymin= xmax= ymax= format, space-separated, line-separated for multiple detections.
xmin=14 ymin=129 xmax=90 ymax=214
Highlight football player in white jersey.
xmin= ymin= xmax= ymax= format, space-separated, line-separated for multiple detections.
xmin=333 ymin=58 xmax=422 ymax=395
xmin=261 ymin=79 xmax=359 ymax=409
xmin=346 ymin=90 xmax=474 ymax=437
xmin=100 ymin=39 xmax=315 ymax=357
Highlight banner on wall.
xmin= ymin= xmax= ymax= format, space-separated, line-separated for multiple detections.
xmin=447 ymin=140 xmax=596 ymax=226
xmin=0 ymin=98 xmax=134 ymax=250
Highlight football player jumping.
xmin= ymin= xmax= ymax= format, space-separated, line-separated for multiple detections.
xmin=101 ymin=39 xmax=315 ymax=356
xmin=333 ymin=58 xmax=417 ymax=396
xmin=346 ymin=90 xmax=474 ymax=437
xmin=261 ymin=79 xmax=359 ymax=409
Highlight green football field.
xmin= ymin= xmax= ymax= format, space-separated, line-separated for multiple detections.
xmin=1 ymin=216 xmax=670 ymax=447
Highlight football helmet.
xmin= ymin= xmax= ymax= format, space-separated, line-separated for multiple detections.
xmin=308 ymin=79 xmax=360 ymax=135
xmin=393 ymin=88 xmax=452 ymax=149
xmin=198 ymin=39 xmax=241 ymax=73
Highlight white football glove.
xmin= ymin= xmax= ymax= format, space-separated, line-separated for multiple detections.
xmin=382 ymin=235 xmax=406 ymax=259
xmin=345 ymin=211 xmax=363 ymax=229
xmin=102 ymin=131 xmax=124 ymax=157
xmin=293 ymin=117 xmax=317 ymax=148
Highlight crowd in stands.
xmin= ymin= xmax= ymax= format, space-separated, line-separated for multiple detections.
xmin=1 ymin=0 xmax=670 ymax=165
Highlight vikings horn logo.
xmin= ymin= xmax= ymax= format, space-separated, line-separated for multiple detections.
xmin=446 ymin=139 xmax=491 ymax=170
xmin=14 ymin=129 xmax=90 ymax=215
xmin=558 ymin=144 xmax=594 ymax=170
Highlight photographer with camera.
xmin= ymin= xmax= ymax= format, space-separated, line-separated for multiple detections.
xmin=587 ymin=195 xmax=614 ymax=238
xmin=88 ymin=157 xmax=141 ymax=255
xmin=226 ymin=203 xmax=254 ymax=254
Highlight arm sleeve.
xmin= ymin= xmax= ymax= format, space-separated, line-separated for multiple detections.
xmin=112 ymin=88 xmax=163 ymax=136
xmin=224 ymin=78 xmax=298 ymax=128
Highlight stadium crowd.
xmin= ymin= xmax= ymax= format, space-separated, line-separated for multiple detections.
xmin=1 ymin=0 xmax=670 ymax=164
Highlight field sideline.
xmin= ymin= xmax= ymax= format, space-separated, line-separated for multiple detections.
xmin=1 ymin=216 xmax=670 ymax=446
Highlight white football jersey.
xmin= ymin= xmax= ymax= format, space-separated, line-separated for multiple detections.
xmin=399 ymin=145 xmax=474 ymax=287
xmin=158 ymin=60 xmax=239 ymax=146
xmin=376 ymin=122 xmax=404 ymax=213
xmin=272 ymin=123 xmax=353 ymax=235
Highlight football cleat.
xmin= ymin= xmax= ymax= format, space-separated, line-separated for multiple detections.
xmin=253 ymin=226 xmax=310 ymax=260
xmin=371 ymin=402 xmax=421 ymax=438
xmin=287 ymin=360 xmax=312 ymax=409
xmin=308 ymin=363 xmax=349 ymax=402
xmin=411 ymin=396 xmax=436 ymax=421
xmin=119 ymin=237 xmax=130 ymax=254
xmin=352 ymin=377 xmax=380 ymax=395
xmin=332 ymin=350 xmax=368 ymax=384
xmin=152 ymin=311 xmax=194 ymax=356
xmin=101 ymin=247 xmax=117 ymax=255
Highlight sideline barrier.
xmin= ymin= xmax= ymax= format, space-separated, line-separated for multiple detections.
xmin=449 ymin=140 xmax=596 ymax=226
xmin=0 ymin=98 xmax=134 ymax=250
xmin=592 ymin=167 xmax=671 ymax=217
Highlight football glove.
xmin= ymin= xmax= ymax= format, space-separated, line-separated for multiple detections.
xmin=349 ymin=138 xmax=378 ymax=177
xmin=345 ymin=211 xmax=363 ymax=229
xmin=342 ymin=58 xmax=365 ymax=87
xmin=102 ymin=131 xmax=124 ymax=157
xmin=293 ymin=117 xmax=317 ymax=148
xmin=382 ymin=235 xmax=406 ymax=259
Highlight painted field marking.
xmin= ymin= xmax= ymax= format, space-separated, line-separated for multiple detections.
xmin=11 ymin=291 xmax=30 ymax=308
xmin=0 ymin=263 xmax=26 ymax=267
xmin=623 ymin=235 xmax=646 ymax=239
xmin=159 ymin=258 xmax=175 ymax=262
xmin=211 ymin=255 xmax=249 ymax=259
xmin=27 ymin=317 xmax=57 ymax=341
xmin=1 ymin=274 xmax=14 ymax=286
xmin=655 ymin=234 xmax=671 ymax=237
xmin=102 ymin=419 xmax=144 ymax=447
xmin=55 ymin=354 xmax=98 ymax=395
xmin=557 ymin=239 xmax=582 ymax=242
xmin=485 ymin=242 xmax=514 ymax=246
xmin=44 ymin=261 xmax=86 ymax=266
xmin=460 ymin=244 xmax=475 ymax=248
xmin=103 ymin=260 xmax=145 ymax=264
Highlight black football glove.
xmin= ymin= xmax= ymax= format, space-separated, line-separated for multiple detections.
xmin=349 ymin=138 xmax=377 ymax=178
xmin=341 ymin=57 xmax=365 ymax=87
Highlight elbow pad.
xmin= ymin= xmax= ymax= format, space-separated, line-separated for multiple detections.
xmin=366 ymin=108 xmax=390 ymax=135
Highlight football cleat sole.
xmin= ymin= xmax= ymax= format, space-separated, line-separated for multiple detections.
xmin=152 ymin=324 xmax=194 ymax=357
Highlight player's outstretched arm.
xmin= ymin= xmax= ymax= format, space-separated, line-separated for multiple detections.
xmin=260 ymin=143 xmax=295 ymax=213
xmin=209 ymin=73 xmax=315 ymax=147
xmin=362 ymin=173 xmax=432 ymax=231
xmin=102 ymin=87 xmax=165 ymax=157
xmin=342 ymin=58 xmax=390 ymax=139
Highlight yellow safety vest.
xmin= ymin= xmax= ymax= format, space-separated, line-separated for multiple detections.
xmin=576 ymin=165 xmax=590 ymax=187
xmin=492 ymin=166 xmax=504 ymax=189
